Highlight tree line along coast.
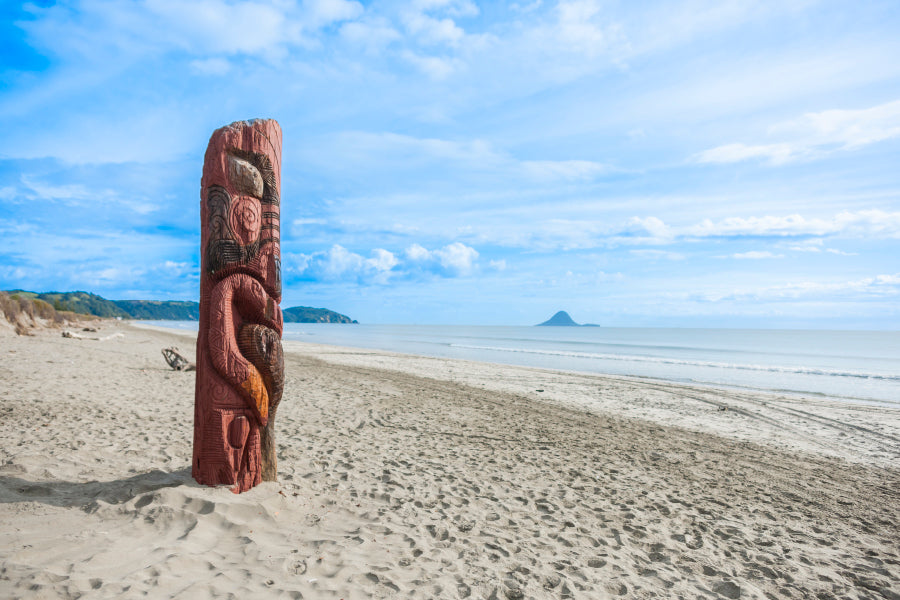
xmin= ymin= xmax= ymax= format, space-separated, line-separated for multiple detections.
xmin=1 ymin=290 xmax=357 ymax=331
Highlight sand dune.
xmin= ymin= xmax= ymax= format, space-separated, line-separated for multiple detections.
xmin=1 ymin=323 xmax=898 ymax=599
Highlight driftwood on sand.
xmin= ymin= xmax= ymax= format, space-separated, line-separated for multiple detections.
xmin=161 ymin=347 xmax=195 ymax=371
xmin=62 ymin=330 xmax=124 ymax=341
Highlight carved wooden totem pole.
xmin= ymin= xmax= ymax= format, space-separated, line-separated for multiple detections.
xmin=193 ymin=119 xmax=285 ymax=493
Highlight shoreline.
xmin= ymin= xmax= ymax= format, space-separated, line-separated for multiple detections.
xmin=130 ymin=320 xmax=900 ymax=409
xmin=134 ymin=320 xmax=900 ymax=468
xmin=2 ymin=322 xmax=899 ymax=598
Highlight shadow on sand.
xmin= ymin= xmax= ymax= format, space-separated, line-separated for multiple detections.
xmin=0 ymin=467 xmax=200 ymax=511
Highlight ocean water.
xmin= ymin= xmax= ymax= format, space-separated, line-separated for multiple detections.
xmin=146 ymin=321 xmax=900 ymax=406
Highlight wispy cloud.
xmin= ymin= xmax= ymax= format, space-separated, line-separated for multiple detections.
xmin=684 ymin=210 xmax=900 ymax=239
xmin=308 ymin=131 xmax=613 ymax=183
xmin=18 ymin=0 xmax=364 ymax=61
xmin=695 ymin=143 xmax=799 ymax=165
xmin=400 ymin=0 xmax=477 ymax=47
xmin=696 ymin=99 xmax=900 ymax=165
xmin=401 ymin=51 xmax=462 ymax=79
xmin=730 ymin=251 xmax=784 ymax=260
xmin=703 ymin=273 xmax=900 ymax=303
xmin=474 ymin=210 xmax=900 ymax=252
xmin=339 ymin=16 xmax=401 ymax=50
xmin=630 ymin=249 xmax=685 ymax=260
xmin=521 ymin=159 xmax=613 ymax=180
xmin=552 ymin=0 xmax=623 ymax=58
xmin=189 ymin=57 xmax=232 ymax=75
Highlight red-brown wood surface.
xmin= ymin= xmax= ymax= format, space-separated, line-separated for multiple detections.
xmin=192 ymin=119 xmax=284 ymax=493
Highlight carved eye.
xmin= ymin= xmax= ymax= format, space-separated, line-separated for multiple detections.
xmin=227 ymin=155 xmax=264 ymax=198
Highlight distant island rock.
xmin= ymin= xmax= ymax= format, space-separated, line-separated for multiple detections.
xmin=5 ymin=290 xmax=357 ymax=323
xmin=536 ymin=311 xmax=599 ymax=327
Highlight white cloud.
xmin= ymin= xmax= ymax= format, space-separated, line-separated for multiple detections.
xmin=332 ymin=245 xmax=391 ymax=277
xmin=401 ymin=51 xmax=462 ymax=79
xmin=400 ymin=0 xmax=478 ymax=46
xmin=19 ymin=0 xmax=367 ymax=64
xmin=0 ymin=266 xmax=30 ymax=281
xmin=786 ymin=239 xmax=824 ymax=252
xmin=620 ymin=216 xmax=673 ymax=244
xmin=874 ymin=274 xmax=900 ymax=285
xmin=304 ymin=0 xmax=364 ymax=28
xmin=686 ymin=210 xmax=900 ymax=239
xmin=497 ymin=0 xmax=626 ymax=84
xmin=404 ymin=243 xmax=432 ymax=262
xmin=289 ymin=242 xmax=480 ymax=282
xmin=18 ymin=174 xmax=158 ymax=214
xmin=415 ymin=0 xmax=479 ymax=18
xmin=705 ymin=273 xmax=900 ymax=302
xmin=334 ymin=131 xmax=499 ymax=164
xmin=403 ymin=13 xmax=465 ymax=46
xmin=318 ymin=131 xmax=612 ymax=182
xmin=288 ymin=245 xmax=396 ymax=284
xmin=697 ymin=99 xmax=900 ymax=165
xmin=433 ymin=242 xmax=479 ymax=274
xmin=630 ymin=249 xmax=685 ymax=260
xmin=629 ymin=0 xmax=816 ymax=57
xmin=144 ymin=0 xmax=295 ymax=55
xmin=340 ymin=17 xmax=401 ymax=50
xmin=694 ymin=143 xmax=798 ymax=165
xmin=190 ymin=57 xmax=232 ymax=75
xmin=782 ymin=239 xmax=856 ymax=256
xmin=773 ymin=99 xmax=900 ymax=149
xmin=555 ymin=0 xmax=618 ymax=58
xmin=482 ymin=209 xmax=900 ymax=252
xmin=731 ymin=251 xmax=783 ymax=259
xmin=510 ymin=1 xmax=543 ymax=13
xmin=0 ymin=220 xmax=37 ymax=235
xmin=20 ymin=175 xmax=92 ymax=202
xmin=406 ymin=241 xmax=479 ymax=276
xmin=369 ymin=248 xmax=400 ymax=271
xmin=162 ymin=260 xmax=191 ymax=271
xmin=292 ymin=218 xmax=329 ymax=235
xmin=521 ymin=160 xmax=611 ymax=180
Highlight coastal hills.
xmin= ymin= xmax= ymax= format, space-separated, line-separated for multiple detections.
xmin=536 ymin=310 xmax=599 ymax=327
xmin=3 ymin=290 xmax=356 ymax=324
xmin=283 ymin=306 xmax=357 ymax=324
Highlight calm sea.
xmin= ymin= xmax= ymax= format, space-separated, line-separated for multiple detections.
xmin=147 ymin=322 xmax=900 ymax=407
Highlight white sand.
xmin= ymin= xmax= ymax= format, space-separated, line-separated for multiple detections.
xmin=1 ymin=323 xmax=898 ymax=599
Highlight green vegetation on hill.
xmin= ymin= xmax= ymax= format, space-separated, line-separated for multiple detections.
xmin=6 ymin=290 xmax=192 ymax=320
xmin=4 ymin=290 xmax=357 ymax=323
xmin=9 ymin=290 xmax=130 ymax=318
xmin=114 ymin=300 xmax=200 ymax=320
xmin=283 ymin=306 xmax=357 ymax=324
xmin=1 ymin=290 xmax=94 ymax=334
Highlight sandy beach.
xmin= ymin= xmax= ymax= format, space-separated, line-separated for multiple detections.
xmin=1 ymin=322 xmax=899 ymax=599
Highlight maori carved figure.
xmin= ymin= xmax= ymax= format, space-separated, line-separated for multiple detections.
xmin=192 ymin=119 xmax=284 ymax=493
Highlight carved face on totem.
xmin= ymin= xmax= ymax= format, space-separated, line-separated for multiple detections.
xmin=202 ymin=126 xmax=281 ymax=301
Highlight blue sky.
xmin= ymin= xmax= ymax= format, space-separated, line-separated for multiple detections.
xmin=1 ymin=0 xmax=899 ymax=327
